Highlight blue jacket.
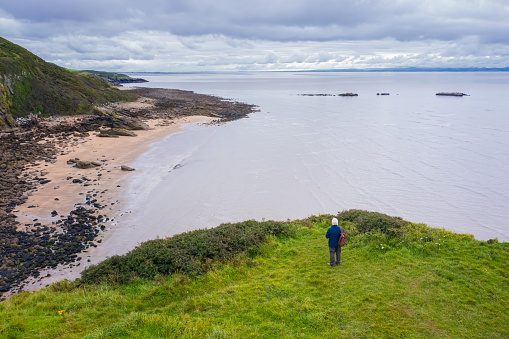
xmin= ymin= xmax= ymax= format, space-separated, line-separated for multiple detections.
xmin=326 ymin=225 xmax=344 ymax=248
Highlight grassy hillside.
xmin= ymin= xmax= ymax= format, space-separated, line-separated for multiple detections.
xmin=0 ymin=211 xmax=508 ymax=338
xmin=0 ymin=37 xmax=136 ymax=128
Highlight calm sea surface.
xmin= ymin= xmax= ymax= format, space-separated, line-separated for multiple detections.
xmin=120 ymin=72 xmax=509 ymax=245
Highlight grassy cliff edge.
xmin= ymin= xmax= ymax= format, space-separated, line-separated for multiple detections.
xmin=0 ymin=210 xmax=507 ymax=338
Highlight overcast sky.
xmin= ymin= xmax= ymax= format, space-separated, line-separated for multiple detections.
xmin=1 ymin=0 xmax=508 ymax=72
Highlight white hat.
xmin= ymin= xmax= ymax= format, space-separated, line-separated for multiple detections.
xmin=332 ymin=217 xmax=338 ymax=225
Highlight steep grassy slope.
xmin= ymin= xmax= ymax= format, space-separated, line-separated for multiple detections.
xmin=0 ymin=211 xmax=507 ymax=338
xmin=0 ymin=37 xmax=135 ymax=128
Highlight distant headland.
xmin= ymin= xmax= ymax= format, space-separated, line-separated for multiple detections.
xmin=68 ymin=70 xmax=148 ymax=86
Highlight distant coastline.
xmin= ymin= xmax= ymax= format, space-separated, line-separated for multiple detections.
xmin=293 ymin=67 xmax=509 ymax=73
xmin=124 ymin=67 xmax=509 ymax=75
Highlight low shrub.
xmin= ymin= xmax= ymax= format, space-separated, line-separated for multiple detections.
xmin=337 ymin=209 xmax=408 ymax=236
xmin=80 ymin=220 xmax=294 ymax=284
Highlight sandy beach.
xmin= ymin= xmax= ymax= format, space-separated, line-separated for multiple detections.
xmin=0 ymin=87 xmax=256 ymax=298
xmin=13 ymin=116 xmax=214 ymax=292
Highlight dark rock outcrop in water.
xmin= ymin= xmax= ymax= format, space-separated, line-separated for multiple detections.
xmin=298 ymin=93 xmax=335 ymax=96
xmin=436 ymin=92 xmax=469 ymax=96
xmin=298 ymin=93 xmax=359 ymax=97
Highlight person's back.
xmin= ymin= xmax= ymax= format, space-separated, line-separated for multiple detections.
xmin=326 ymin=224 xmax=342 ymax=247
xmin=325 ymin=218 xmax=344 ymax=267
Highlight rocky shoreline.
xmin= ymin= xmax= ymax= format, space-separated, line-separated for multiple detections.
xmin=0 ymin=87 xmax=257 ymax=298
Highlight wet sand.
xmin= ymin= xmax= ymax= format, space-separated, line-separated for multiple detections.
xmin=16 ymin=116 xmax=213 ymax=292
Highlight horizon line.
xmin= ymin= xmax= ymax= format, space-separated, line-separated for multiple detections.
xmin=118 ymin=67 xmax=509 ymax=74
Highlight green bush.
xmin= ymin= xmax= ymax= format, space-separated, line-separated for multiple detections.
xmin=337 ymin=209 xmax=407 ymax=236
xmin=80 ymin=220 xmax=295 ymax=284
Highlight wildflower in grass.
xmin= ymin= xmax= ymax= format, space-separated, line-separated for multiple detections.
xmin=58 ymin=310 xmax=65 ymax=315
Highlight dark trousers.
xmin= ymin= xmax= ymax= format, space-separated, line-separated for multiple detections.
xmin=329 ymin=246 xmax=341 ymax=266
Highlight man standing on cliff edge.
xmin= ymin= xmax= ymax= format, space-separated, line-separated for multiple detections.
xmin=326 ymin=217 xmax=344 ymax=267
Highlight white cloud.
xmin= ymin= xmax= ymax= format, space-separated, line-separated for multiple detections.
xmin=2 ymin=0 xmax=509 ymax=71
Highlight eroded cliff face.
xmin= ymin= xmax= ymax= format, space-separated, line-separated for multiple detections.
xmin=0 ymin=71 xmax=31 ymax=128
xmin=0 ymin=82 xmax=13 ymax=128
xmin=0 ymin=37 xmax=36 ymax=129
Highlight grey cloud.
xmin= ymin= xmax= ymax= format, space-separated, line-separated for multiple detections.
xmin=3 ymin=0 xmax=508 ymax=42
xmin=2 ymin=0 xmax=508 ymax=71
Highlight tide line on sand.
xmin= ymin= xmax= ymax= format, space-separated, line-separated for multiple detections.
xmin=14 ymin=116 xmax=214 ymax=294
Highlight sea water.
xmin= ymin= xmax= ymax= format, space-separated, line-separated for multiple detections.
xmin=116 ymin=72 xmax=509 ymax=250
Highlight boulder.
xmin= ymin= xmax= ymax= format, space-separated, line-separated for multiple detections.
xmin=121 ymin=165 xmax=135 ymax=171
xmin=75 ymin=161 xmax=101 ymax=169
xmin=115 ymin=117 xmax=150 ymax=130
xmin=97 ymin=132 xmax=119 ymax=138
xmin=98 ymin=128 xmax=138 ymax=137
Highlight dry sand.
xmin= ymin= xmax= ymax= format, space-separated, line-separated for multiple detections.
xmin=15 ymin=116 xmax=213 ymax=291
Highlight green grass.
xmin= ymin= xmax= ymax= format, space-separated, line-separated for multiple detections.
xmin=1 ymin=213 xmax=508 ymax=338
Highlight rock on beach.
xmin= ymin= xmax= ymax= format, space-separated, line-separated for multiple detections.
xmin=98 ymin=128 xmax=138 ymax=138
xmin=121 ymin=165 xmax=135 ymax=171
xmin=74 ymin=160 xmax=102 ymax=169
